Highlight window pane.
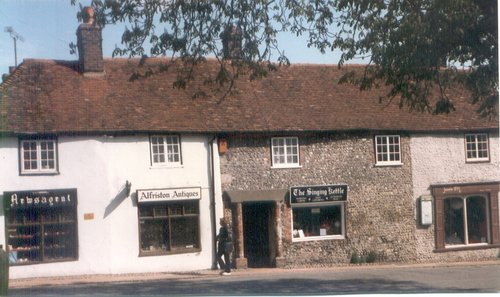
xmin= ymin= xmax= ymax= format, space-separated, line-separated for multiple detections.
xmin=139 ymin=205 xmax=154 ymax=217
xmin=153 ymin=205 xmax=168 ymax=217
xmin=170 ymin=217 xmax=199 ymax=249
xmin=170 ymin=204 xmax=183 ymax=216
xmin=139 ymin=219 xmax=170 ymax=252
xmin=466 ymin=196 xmax=488 ymax=244
xmin=293 ymin=205 xmax=342 ymax=238
xmin=151 ymin=136 xmax=165 ymax=164
xmin=444 ymin=198 xmax=465 ymax=245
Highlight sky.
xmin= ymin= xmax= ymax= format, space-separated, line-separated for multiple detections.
xmin=0 ymin=0 xmax=346 ymax=80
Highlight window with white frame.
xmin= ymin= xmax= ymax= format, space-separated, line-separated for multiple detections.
xmin=19 ymin=137 xmax=58 ymax=174
xmin=375 ymin=135 xmax=401 ymax=165
xmin=271 ymin=137 xmax=299 ymax=168
xmin=150 ymin=135 xmax=181 ymax=166
xmin=465 ymin=133 xmax=489 ymax=162
xmin=292 ymin=203 xmax=345 ymax=241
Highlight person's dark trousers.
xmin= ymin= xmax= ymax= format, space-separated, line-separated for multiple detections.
xmin=216 ymin=245 xmax=231 ymax=272
xmin=222 ymin=250 xmax=231 ymax=272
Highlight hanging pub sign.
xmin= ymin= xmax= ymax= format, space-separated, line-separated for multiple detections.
xmin=3 ymin=188 xmax=77 ymax=211
xmin=137 ymin=187 xmax=202 ymax=203
xmin=290 ymin=185 xmax=347 ymax=204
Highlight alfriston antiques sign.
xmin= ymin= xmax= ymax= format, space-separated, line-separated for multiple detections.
xmin=290 ymin=185 xmax=347 ymax=204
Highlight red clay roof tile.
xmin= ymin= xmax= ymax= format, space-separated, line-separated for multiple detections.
xmin=0 ymin=58 xmax=497 ymax=134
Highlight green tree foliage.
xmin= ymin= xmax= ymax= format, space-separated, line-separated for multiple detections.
xmin=72 ymin=0 xmax=497 ymax=116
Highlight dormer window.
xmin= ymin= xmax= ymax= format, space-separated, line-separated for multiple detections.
xmin=19 ymin=136 xmax=58 ymax=175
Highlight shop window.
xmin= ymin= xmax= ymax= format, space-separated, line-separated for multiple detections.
xmin=19 ymin=137 xmax=58 ymax=174
xmin=444 ymin=196 xmax=489 ymax=246
xmin=271 ymin=137 xmax=300 ymax=168
xmin=465 ymin=133 xmax=489 ymax=162
xmin=138 ymin=200 xmax=200 ymax=255
xmin=150 ymin=135 xmax=182 ymax=166
xmin=292 ymin=203 xmax=345 ymax=241
xmin=432 ymin=183 xmax=500 ymax=251
xmin=4 ymin=189 xmax=78 ymax=265
xmin=375 ymin=135 xmax=401 ymax=166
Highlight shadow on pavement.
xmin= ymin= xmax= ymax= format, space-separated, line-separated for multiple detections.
xmin=8 ymin=276 xmax=483 ymax=296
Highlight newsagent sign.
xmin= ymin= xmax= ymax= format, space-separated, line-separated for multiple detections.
xmin=290 ymin=185 xmax=347 ymax=204
xmin=137 ymin=187 xmax=201 ymax=203
xmin=4 ymin=188 xmax=77 ymax=210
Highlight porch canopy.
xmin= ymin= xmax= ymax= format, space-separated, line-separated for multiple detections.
xmin=223 ymin=189 xmax=288 ymax=203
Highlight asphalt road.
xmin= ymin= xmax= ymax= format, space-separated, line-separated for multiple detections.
xmin=8 ymin=263 xmax=500 ymax=296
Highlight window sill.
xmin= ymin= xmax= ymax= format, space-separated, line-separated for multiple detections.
xmin=271 ymin=164 xmax=302 ymax=169
xmin=465 ymin=159 xmax=490 ymax=164
xmin=374 ymin=163 xmax=403 ymax=167
xmin=149 ymin=164 xmax=184 ymax=170
xmin=139 ymin=247 xmax=201 ymax=257
xmin=434 ymin=243 xmax=500 ymax=253
xmin=292 ymin=235 xmax=345 ymax=242
xmin=20 ymin=171 xmax=60 ymax=176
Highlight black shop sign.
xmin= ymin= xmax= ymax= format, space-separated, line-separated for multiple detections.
xmin=290 ymin=185 xmax=347 ymax=204
xmin=3 ymin=188 xmax=77 ymax=211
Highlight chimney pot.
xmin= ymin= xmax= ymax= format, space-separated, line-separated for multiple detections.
xmin=222 ymin=24 xmax=243 ymax=60
xmin=82 ymin=7 xmax=95 ymax=25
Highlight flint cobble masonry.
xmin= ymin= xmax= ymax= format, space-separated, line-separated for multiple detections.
xmin=220 ymin=132 xmax=417 ymax=267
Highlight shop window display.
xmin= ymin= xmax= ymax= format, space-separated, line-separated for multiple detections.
xmin=292 ymin=204 xmax=344 ymax=240
xmin=444 ymin=196 xmax=489 ymax=246
xmin=138 ymin=201 xmax=200 ymax=255
xmin=4 ymin=189 xmax=78 ymax=265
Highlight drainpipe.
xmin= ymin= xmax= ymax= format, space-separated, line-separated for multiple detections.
xmin=208 ymin=136 xmax=218 ymax=269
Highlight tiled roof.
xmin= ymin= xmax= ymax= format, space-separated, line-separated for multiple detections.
xmin=0 ymin=58 xmax=497 ymax=135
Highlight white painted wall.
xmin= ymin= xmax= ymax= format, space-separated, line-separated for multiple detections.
xmin=410 ymin=132 xmax=500 ymax=261
xmin=410 ymin=132 xmax=500 ymax=197
xmin=0 ymin=134 xmax=222 ymax=278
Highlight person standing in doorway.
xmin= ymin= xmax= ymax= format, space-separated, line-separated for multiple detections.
xmin=216 ymin=217 xmax=233 ymax=276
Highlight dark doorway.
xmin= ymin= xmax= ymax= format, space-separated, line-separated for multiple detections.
xmin=242 ymin=202 xmax=273 ymax=268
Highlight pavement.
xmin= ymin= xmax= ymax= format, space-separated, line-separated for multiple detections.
xmin=8 ymin=260 xmax=500 ymax=289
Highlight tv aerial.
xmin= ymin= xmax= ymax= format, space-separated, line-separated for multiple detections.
xmin=4 ymin=26 xmax=24 ymax=67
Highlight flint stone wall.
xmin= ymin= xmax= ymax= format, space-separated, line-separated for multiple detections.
xmin=220 ymin=132 xmax=417 ymax=267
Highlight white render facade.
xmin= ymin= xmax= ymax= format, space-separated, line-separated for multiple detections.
xmin=0 ymin=134 xmax=223 ymax=279
xmin=410 ymin=131 xmax=500 ymax=262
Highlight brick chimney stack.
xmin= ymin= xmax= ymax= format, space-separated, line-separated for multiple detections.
xmin=222 ymin=24 xmax=243 ymax=60
xmin=76 ymin=7 xmax=103 ymax=75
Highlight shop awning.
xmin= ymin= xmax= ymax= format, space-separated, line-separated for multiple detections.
xmin=224 ymin=189 xmax=288 ymax=203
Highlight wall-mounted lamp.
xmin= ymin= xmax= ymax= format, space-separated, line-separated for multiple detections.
xmin=125 ymin=180 xmax=132 ymax=197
